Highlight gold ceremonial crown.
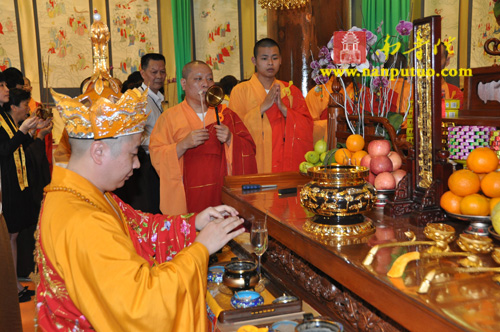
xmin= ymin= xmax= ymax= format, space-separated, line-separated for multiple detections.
xmin=51 ymin=88 xmax=149 ymax=139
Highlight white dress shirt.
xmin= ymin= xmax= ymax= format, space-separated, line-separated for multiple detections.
xmin=140 ymin=83 xmax=164 ymax=153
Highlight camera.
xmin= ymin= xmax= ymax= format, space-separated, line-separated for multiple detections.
xmin=36 ymin=107 xmax=53 ymax=120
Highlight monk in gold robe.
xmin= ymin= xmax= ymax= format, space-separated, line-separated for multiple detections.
xmin=229 ymin=38 xmax=314 ymax=173
xmin=150 ymin=61 xmax=257 ymax=216
xmin=36 ymin=88 xmax=245 ymax=331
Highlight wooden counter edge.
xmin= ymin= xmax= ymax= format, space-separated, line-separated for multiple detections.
xmin=221 ymin=187 xmax=466 ymax=332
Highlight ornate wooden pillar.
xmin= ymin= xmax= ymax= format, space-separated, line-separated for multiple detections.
xmin=267 ymin=0 xmax=349 ymax=94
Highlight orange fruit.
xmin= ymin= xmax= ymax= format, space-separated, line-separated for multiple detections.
xmin=440 ymin=191 xmax=463 ymax=214
xmin=460 ymin=194 xmax=490 ymax=216
xmin=477 ymin=173 xmax=487 ymax=181
xmin=466 ymin=147 xmax=499 ymax=173
xmin=346 ymin=134 xmax=365 ymax=152
xmin=351 ymin=150 xmax=368 ymax=166
xmin=448 ymin=169 xmax=480 ymax=197
xmin=481 ymin=171 xmax=500 ymax=198
xmin=334 ymin=148 xmax=352 ymax=165
xmin=490 ymin=197 xmax=500 ymax=214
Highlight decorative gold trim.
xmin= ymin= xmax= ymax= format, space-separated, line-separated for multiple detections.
xmin=456 ymin=233 xmax=494 ymax=254
xmin=307 ymin=165 xmax=369 ymax=186
xmin=423 ymin=223 xmax=456 ymax=243
xmin=303 ymin=217 xmax=375 ymax=245
xmin=415 ymin=22 xmax=433 ymax=188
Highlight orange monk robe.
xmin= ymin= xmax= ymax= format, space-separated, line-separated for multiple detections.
xmin=149 ymin=100 xmax=257 ymax=216
xmin=53 ymin=129 xmax=71 ymax=163
xmin=305 ymin=79 xmax=331 ymax=143
xmin=229 ymin=74 xmax=313 ymax=173
xmin=37 ymin=167 xmax=208 ymax=331
xmin=442 ymin=80 xmax=464 ymax=109
xmin=306 ymin=79 xmax=357 ymax=120
xmin=388 ymin=78 xmax=411 ymax=114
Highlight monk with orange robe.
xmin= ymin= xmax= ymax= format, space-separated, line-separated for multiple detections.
xmin=36 ymin=87 xmax=245 ymax=331
xmin=229 ymin=38 xmax=313 ymax=173
xmin=440 ymin=44 xmax=464 ymax=107
xmin=150 ymin=61 xmax=257 ymax=216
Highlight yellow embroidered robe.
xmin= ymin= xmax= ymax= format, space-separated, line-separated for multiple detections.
xmin=37 ymin=166 xmax=209 ymax=331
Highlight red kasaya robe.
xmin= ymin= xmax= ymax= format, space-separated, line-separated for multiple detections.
xmin=183 ymin=107 xmax=257 ymax=213
xmin=229 ymin=74 xmax=313 ymax=173
xmin=150 ymin=101 xmax=257 ymax=215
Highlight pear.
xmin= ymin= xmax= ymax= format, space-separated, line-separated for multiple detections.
xmin=492 ymin=201 xmax=500 ymax=235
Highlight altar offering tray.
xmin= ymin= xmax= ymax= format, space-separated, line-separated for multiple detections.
xmin=207 ymin=262 xmax=302 ymax=323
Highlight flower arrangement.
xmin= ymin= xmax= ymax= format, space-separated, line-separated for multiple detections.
xmin=310 ymin=20 xmax=413 ymax=135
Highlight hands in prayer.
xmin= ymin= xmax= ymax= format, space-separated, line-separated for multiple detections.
xmin=260 ymin=83 xmax=287 ymax=116
xmin=195 ymin=205 xmax=244 ymax=255
xmin=37 ymin=119 xmax=53 ymax=140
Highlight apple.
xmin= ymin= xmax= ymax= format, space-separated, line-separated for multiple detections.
xmin=360 ymin=154 xmax=372 ymax=169
xmin=320 ymin=152 xmax=327 ymax=162
xmin=368 ymin=171 xmax=376 ymax=185
xmin=314 ymin=139 xmax=327 ymax=154
xmin=392 ymin=169 xmax=407 ymax=187
xmin=367 ymin=139 xmax=391 ymax=157
xmin=374 ymin=172 xmax=396 ymax=190
xmin=370 ymin=155 xmax=394 ymax=175
xmin=304 ymin=151 xmax=320 ymax=164
xmin=388 ymin=151 xmax=402 ymax=171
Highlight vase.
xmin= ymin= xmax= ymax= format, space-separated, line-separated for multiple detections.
xmin=300 ymin=165 xmax=377 ymax=242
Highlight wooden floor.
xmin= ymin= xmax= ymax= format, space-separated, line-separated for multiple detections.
xmin=20 ymin=281 xmax=35 ymax=332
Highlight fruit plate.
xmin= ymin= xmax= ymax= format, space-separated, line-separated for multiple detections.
xmin=445 ymin=212 xmax=491 ymax=223
xmin=446 ymin=212 xmax=491 ymax=236
xmin=488 ymin=226 xmax=500 ymax=242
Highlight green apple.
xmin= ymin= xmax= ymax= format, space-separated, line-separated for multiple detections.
xmin=299 ymin=161 xmax=314 ymax=173
xmin=320 ymin=152 xmax=327 ymax=162
xmin=304 ymin=150 xmax=320 ymax=164
xmin=314 ymin=139 xmax=327 ymax=154
xmin=492 ymin=201 xmax=500 ymax=234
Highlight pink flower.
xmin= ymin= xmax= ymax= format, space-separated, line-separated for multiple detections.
xmin=396 ymin=20 xmax=412 ymax=36
xmin=180 ymin=220 xmax=190 ymax=236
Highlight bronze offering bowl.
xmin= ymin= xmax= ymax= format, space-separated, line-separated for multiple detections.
xmin=222 ymin=260 xmax=259 ymax=292
xmin=295 ymin=314 xmax=344 ymax=332
xmin=300 ymin=165 xmax=376 ymax=224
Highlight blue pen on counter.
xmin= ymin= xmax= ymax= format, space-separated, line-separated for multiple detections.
xmin=242 ymin=184 xmax=278 ymax=190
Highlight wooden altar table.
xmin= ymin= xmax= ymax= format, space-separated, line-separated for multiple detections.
xmin=222 ymin=172 xmax=500 ymax=332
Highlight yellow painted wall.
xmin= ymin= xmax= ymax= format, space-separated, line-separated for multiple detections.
xmin=14 ymin=0 xmax=261 ymax=106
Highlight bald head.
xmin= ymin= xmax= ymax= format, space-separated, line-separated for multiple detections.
xmin=182 ymin=61 xmax=211 ymax=79
xmin=69 ymin=136 xmax=133 ymax=159
xmin=67 ymin=134 xmax=141 ymax=192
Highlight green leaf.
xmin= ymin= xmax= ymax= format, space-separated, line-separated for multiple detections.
xmin=387 ymin=112 xmax=404 ymax=132
xmin=495 ymin=1 xmax=500 ymax=18
xmin=323 ymin=148 xmax=338 ymax=166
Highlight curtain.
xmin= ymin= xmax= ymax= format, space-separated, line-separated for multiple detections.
xmin=362 ymin=0 xmax=411 ymax=36
xmin=362 ymin=0 xmax=411 ymax=50
xmin=171 ymin=0 xmax=192 ymax=102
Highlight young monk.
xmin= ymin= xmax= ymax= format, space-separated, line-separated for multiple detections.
xmin=229 ymin=38 xmax=313 ymax=173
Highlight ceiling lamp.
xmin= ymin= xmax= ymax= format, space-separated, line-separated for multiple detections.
xmin=258 ymin=0 xmax=309 ymax=10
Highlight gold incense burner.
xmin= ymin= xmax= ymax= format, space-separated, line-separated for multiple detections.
xmin=300 ymin=165 xmax=376 ymax=241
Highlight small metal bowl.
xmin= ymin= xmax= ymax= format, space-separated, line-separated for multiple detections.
xmin=230 ymin=290 xmax=264 ymax=309
xmin=208 ymin=266 xmax=225 ymax=284
xmin=223 ymin=260 xmax=259 ymax=291
xmin=272 ymin=295 xmax=299 ymax=304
